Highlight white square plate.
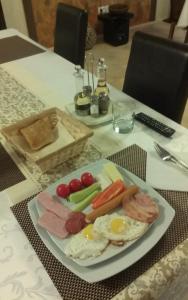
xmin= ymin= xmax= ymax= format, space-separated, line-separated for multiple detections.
xmin=28 ymin=159 xmax=175 ymax=282
xmin=35 ymin=160 xmax=154 ymax=267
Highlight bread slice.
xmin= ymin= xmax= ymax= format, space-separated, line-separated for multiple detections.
xmin=20 ymin=116 xmax=56 ymax=150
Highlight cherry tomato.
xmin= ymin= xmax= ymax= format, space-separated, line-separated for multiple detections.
xmin=81 ymin=172 xmax=94 ymax=187
xmin=69 ymin=178 xmax=82 ymax=193
xmin=56 ymin=183 xmax=70 ymax=198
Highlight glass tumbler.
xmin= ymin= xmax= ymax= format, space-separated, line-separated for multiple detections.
xmin=112 ymin=101 xmax=135 ymax=133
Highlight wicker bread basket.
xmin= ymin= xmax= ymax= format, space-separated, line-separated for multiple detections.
xmin=1 ymin=107 xmax=93 ymax=172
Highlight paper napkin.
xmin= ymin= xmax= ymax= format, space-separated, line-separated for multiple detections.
xmin=146 ymin=150 xmax=188 ymax=191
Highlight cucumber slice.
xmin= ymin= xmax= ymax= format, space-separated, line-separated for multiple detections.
xmin=73 ymin=190 xmax=99 ymax=212
xmin=69 ymin=182 xmax=101 ymax=203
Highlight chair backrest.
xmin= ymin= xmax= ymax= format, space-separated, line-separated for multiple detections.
xmin=170 ymin=0 xmax=185 ymax=22
xmin=123 ymin=31 xmax=188 ymax=123
xmin=54 ymin=3 xmax=88 ymax=68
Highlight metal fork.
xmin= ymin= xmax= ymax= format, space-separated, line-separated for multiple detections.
xmin=154 ymin=142 xmax=188 ymax=170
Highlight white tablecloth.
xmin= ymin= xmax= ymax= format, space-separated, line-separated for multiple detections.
xmin=0 ymin=192 xmax=62 ymax=300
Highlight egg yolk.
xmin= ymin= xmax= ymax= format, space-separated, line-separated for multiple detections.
xmin=110 ymin=218 xmax=128 ymax=234
xmin=82 ymin=224 xmax=94 ymax=240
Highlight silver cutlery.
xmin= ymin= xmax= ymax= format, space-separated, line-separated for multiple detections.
xmin=154 ymin=142 xmax=188 ymax=170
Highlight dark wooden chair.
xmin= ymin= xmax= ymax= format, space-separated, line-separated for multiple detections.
xmin=123 ymin=32 xmax=188 ymax=123
xmin=54 ymin=3 xmax=88 ymax=68
xmin=168 ymin=0 xmax=188 ymax=43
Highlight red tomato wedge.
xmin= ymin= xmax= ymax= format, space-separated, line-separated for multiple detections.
xmin=92 ymin=179 xmax=126 ymax=209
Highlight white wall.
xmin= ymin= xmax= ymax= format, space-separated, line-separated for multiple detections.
xmin=155 ymin=0 xmax=170 ymax=20
xmin=1 ymin=0 xmax=28 ymax=35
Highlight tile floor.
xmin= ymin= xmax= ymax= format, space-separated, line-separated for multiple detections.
xmin=90 ymin=21 xmax=188 ymax=128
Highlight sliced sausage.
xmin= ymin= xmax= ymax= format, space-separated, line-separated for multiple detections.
xmin=65 ymin=212 xmax=86 ymax=234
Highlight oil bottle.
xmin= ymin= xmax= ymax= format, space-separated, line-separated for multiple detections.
xmin=95 ymin=58 xmax=109 ymax=96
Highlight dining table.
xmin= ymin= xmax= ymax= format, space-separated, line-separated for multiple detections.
xmin=0 ymin=28 xmax=188 ymax=300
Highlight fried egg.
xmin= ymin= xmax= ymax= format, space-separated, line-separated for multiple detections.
xmin=93 ymin=213 xmax=148 ymax=242
xmin=64 ymin=224 xmax=109 ymax=259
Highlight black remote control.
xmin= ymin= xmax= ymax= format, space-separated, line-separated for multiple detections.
xmin=134 ymin=112 xmax=175 ymax=137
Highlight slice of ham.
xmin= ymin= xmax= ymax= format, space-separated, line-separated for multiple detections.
xmin=38 ymin=211 xmax=68 ymax=239
xmin=123 ymin=192 xmax=159 ymax=224
xmin=37 ymin=191 xmax=71 ymax=220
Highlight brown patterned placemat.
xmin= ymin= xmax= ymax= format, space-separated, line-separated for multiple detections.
xmin=0 ymin=36 xmax=45 ymax=64
xmin=108 ymin=144 xmax=147 ymax=181
xmin=11 ymin=144 xmax=188 ymax=300
xmin=0 ymin=143 xmax=25 ymax=191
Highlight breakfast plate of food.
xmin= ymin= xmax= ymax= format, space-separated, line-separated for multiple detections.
xmin=35 ymin=160 xmax=159 ymax=267
xmin=28 ymin=159 xmax=175 ymax=280
xmin=28 ymin=199 xmax=151 ymax=283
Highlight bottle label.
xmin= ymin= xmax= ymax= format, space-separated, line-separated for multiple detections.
xmin=76 ymin=95 xmax=90 ymax=105
xmin=95 ymin=82 xmax=109 ymax=96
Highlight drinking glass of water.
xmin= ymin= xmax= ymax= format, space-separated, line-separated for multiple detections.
xmin=112 ymin=100 xmax=135 ymax=133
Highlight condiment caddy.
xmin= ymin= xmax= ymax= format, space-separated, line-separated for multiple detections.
xmin=73 ymin=54 xmax=110 ymax=118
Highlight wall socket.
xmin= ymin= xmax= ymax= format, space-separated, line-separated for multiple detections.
xmin=98 ymin=5 xmax=109 ymax=15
